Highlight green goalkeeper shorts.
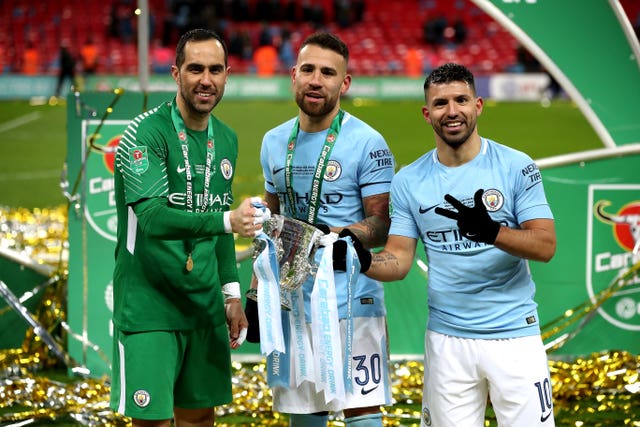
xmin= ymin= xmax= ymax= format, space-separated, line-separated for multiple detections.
xmin=110 ymin=323 xmax=232 ymax=420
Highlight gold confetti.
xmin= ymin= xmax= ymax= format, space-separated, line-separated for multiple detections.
xmin=1 ymin=207 xmax=638 ymax=426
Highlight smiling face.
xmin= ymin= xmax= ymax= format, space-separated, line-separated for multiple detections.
xmin=422 ymin=80 xmax=483 ymax=149
xmin=172 ymin=38 xmax=229 ymax=128
xmin=292 ymin=44 xmax=351 ymax=131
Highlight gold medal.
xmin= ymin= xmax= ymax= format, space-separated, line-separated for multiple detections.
xmin=186 ymin=253 xmax=194 ymax=272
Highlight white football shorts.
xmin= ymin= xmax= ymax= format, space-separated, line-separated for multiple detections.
xmin=421 ymin=330 xmax=555 ymax=427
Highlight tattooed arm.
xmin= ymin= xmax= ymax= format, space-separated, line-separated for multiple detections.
xmin=365 ymin=234 xmax=417 ymax=282
xmin=331 ymin=193 xmax=391 ymax=249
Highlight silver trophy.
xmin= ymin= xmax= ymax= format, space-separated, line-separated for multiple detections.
xmin=249 ymin=215 xmax=324 ymax=310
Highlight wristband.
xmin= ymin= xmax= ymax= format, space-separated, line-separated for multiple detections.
xmin=236 ymin=327 xmax=247 ymax=346
xmin=222 ymin=282 xmax=241 ymax=301
xmin=223 ymin=211 xmax=232 ymax=234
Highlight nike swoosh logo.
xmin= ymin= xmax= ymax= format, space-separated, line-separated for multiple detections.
xmin=540 ymin=411 xmax=552 ymax=422
xmin=419 ymin=204 xmax=438 ymax=214
xmin=361 ymin=385 xmax=379 ymax=395
xmin=272 ymin=167 xmax=285 ymax=175
xmin=177 ymin=165 xmax=186 ymax=173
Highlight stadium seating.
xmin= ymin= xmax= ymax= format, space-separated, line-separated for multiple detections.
xmin=1 ymin=0 xmax=638 ymax=76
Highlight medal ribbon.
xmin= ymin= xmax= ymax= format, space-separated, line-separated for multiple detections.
xmin=284 ymin=110 xmax=345 ymax=221
xmin=170 ymin=99 xmax=215 ymax=270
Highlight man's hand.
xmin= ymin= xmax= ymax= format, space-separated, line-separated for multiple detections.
xmin=222 ymin=282 xmax=248 ymax=349
xmin=225 ymin=299 xmax=248 ymax=349
xmin=435 ymin=189 xmax=500 ymax=244
xmin=229 ymin=197 xmax=270 ymax=238
xmin=333 ymin=228 xmax=372 ymax=273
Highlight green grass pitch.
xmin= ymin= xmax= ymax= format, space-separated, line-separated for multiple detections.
xmin=0 ymin=98 xmax=602 ymax=209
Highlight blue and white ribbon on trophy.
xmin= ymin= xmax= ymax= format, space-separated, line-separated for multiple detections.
xmin=253 ymin=211 xmax=359 ymax=403
xmin=253 ymin=229 xmax=292 ymax=388
xmin=308 ymin=232 xmax=358 ymax=406
xmin=250 ymin=200 xmax=286 ymax=358
xmin=289 ymin=284 xmax=313 ymax=387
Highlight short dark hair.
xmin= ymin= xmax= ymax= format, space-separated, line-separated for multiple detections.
xmin=175 ymin=29 xmax=228 ymax=68
xmin=424 ymin=63 xmax=476 ymax=94
xmin=300 ymin=32 xmax=349 ymax=63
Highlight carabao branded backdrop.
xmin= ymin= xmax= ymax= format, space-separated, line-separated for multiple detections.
xmin=532 ymin=156 xmax=640 ymax=355
xmin=66 ymin=92 xmax=171 ymax=376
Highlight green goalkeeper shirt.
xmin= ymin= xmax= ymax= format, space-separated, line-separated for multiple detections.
xmin=113 ymin=100 xmax=239 ymax=332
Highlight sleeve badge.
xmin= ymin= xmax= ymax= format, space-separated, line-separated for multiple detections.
xmin=128 ymin=146 xmax=149 ymax=174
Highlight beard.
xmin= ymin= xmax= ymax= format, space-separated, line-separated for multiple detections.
xmin=179 ymin=83 xmax=223 ymax=116
xmin=435 ymin=120 xmax=476 ymax=149
xmin=438 ymin=132 xmax=467 ymax=148
xmin=295 ymin=91 xmax=338 ymax=118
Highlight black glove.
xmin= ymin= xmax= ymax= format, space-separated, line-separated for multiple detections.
xmin=332 ymin=228 xmax=372 ymax=273
xmin=434 ymin=189 xmax=500 ymax=244
xmin=244 ymin=291 xmax=260 ymax=343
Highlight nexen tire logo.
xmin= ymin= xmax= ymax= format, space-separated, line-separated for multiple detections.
xmin=588 ymin=184 xmax=640 ymax=331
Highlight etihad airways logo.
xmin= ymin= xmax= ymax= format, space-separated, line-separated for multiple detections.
xmin=588 ymin=184 xmax=640 ymax=331
xmin=168 ymin=191 xmax=233 ymax=210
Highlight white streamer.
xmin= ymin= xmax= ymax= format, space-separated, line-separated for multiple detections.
xmin=310 ymin=245 xmax=345 ymax=406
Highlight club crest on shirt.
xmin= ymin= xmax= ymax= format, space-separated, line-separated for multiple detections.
xmin=482 ymin=189 xmax=504 ymax=212
xmin=220 ymin=158 xmax=233 ymax=180
xmin=133 ymin=389 xmax=151 ymax=407
xmin=324 ymin=160 xmax=341 ymax=181
xmin=128 ymin=146 xmax=149 ymax=174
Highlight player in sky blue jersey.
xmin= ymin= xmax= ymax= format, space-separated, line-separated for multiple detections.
xmin=245 ymin=32 xmax=394 ymax=427
xmin=360 ymin=63 xmax=557 ymax=426
xmin=259 ymin=112 xmax=391 ymax=321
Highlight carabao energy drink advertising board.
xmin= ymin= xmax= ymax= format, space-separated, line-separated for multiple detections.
xmin=589 ymin=186 xmax=640 ymax=329
xmin=532 ymin=154 xmax=640 ymax=356
xmin=66 ymin=92 xmax=166 ymax=377
xmin=67 ymin=115 xmax=128 ymax=377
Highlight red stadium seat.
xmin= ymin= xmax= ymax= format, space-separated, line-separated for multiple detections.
xmin=2 ymin=0 xmax=638 ymax=76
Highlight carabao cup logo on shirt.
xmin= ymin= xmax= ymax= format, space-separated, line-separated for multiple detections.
xmin=84 ymin=124 xmax=125 ymax=242
xmin=129 ymin=146 xmax=149 ymax=174
xmin=589 ymin=185 xmax=640 ymax=331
